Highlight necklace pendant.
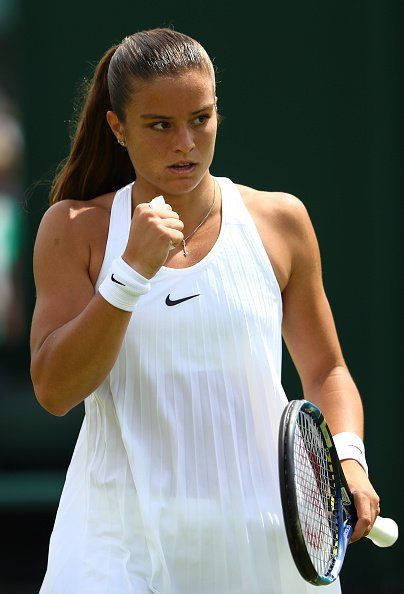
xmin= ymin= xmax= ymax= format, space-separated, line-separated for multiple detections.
xmin=182 ymin=240 xmax=188 ymax=257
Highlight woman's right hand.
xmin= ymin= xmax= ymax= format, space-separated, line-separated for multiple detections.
xmin=122 ymin=203 xmax=184 ymax=278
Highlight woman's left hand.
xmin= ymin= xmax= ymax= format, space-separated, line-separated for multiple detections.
xmin=340 ymin=459 xmax=380 ymax=543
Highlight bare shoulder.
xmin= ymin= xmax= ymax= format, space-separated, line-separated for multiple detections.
xmin=234 ymin=184 xmax=315 ymax=292
xmin=34 ymin=192 xmax=114 ymax=285
xmin=36 ymin=193 xmax=113 ymax=243
xmin=235 ymin=183 xmax=310 ymax=233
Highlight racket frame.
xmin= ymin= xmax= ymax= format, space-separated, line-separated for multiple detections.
xmin=278 ymin=399 xmax=357 ymax=585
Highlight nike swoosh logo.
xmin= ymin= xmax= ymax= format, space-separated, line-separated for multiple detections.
xmin=165 ymin=293 xmax=200 ymax=306
xmin=111 ymin=274 xmax=125 ymax=286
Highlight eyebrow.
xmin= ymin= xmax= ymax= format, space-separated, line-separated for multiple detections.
xmin=140 ymin=103 xmax=215 ymax=119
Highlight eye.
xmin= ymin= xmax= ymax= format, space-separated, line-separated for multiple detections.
xmin=150 ymin=121 xmax=170 ymax=131
xmin=149 ymin=114 xmax=211 ymax=131
xmin=193 ymin=114 xmax=210 ymax=125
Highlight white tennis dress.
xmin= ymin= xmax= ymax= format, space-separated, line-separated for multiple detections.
xmin=40 ymin=177 xmax=341 ymax=593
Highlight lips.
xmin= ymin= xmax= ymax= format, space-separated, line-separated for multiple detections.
xmin=168 ymin=161 xmax=196 ymax=168
xmin=167 ymin=162 xmax=197 ymax=174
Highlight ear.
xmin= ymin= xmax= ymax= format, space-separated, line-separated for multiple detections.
xmin=106 ymin=111 xmax=124 ymax=141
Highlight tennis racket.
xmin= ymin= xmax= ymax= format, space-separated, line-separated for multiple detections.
xmin=278 ymin=399 xmax=398 ymax=586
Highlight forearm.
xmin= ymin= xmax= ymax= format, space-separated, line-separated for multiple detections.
xmin=302 ymin=364 xmax=364 ymax=438
xmin=31 ymin=292 xmax=131 ymax=415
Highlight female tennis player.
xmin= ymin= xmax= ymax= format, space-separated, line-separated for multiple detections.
xmin=31 ymin=28 xmax=380 ymax=593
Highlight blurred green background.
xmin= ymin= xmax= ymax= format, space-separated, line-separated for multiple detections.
xmin=0 ymin=0 xmax=402 ymax=592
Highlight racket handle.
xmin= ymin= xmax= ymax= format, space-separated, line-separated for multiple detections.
xmin=367 ymin=516 xmax=398 ymax=547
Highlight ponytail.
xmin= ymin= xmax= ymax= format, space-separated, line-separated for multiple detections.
xmin=49 ymin=45 xmax=135 ymax=204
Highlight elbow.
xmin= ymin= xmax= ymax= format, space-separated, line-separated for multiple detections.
xmin=41 ymin=400 xmax=70 ymax=417
xmin=33 ymin=384 xmax=69 ymax=417
xmin=30 ymin=364 xmax=69 ymax=417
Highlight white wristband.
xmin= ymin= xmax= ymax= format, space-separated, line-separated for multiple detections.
xmin=98 ymin=257 xmax=151 ymax=312
xmin=333 ymin=431 xmax=368 ymax=476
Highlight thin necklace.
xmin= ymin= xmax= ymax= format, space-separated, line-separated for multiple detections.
xmin=181 ymin=180 xmax=216 ymax=257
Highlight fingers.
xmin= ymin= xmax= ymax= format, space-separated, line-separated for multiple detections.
xmin=161 ymin=217 xmax=184 ymax=231
xmin=350 ymin=491 xmax=372 ymax=542
xmin=167 ymin=229 xmax=185 ymax=249
xmin=154 ymin=207 xmax=179 ymax=220
xmin=136 ymin=203 xmax=180 ymax=221
xmin=340 ymin=459 xmax=380 ymax=544
xmin=136 ymin=203 xmax=184 ymax=242
xmin=126 ymin=203 xmax=184 ymax=274
xmin=349 ymin=488 xmax=380 ymax=543
xmin=154 ymin=221 xmax=184 ymax=249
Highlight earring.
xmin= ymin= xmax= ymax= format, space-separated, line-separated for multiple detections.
xmin=118 ymin=138 xmax=126 ymax=147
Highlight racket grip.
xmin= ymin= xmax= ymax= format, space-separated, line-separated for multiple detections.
xmin=367 ymin=516 xmax=398 ymax=547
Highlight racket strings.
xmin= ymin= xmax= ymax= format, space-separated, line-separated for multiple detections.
xmin=294 ymin=411 xmax=338 ymax=577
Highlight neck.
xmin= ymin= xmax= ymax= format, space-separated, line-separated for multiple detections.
xmin=131 ymin=172 xmax=218 ymax=231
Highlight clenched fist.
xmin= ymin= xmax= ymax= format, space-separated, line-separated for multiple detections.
xmin=122 ymin=198 xmax=184 ymax=279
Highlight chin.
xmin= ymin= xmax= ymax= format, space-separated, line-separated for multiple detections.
xmin=137 ymin=166 xmax=210 ymax=196
xmin=162 ymin=172 xmax=208 ymax=195
xmin=166 ymin=179 xmax=200 ymax=193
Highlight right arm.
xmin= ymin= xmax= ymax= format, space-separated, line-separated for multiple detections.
xmin=30 ymin=199 xmax=183 ymax=416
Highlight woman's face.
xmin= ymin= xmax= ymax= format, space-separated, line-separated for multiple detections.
xmin=109 ymin=69 xmax=217 ymax=196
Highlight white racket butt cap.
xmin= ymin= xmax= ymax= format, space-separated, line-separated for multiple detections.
xmin=367 ymin=516 xmax=398 ymax=547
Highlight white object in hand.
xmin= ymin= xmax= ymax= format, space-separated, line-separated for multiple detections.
xmin=149 ymin=195 xmax=167 ymax=210
xmin=367 ymin=516 xmax=399 ymax=548
xmin=148 ymin=195 xmax=175 ymax=250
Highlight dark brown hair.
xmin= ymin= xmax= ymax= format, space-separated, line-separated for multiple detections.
xmin=49 ymin=28 xmax=217 ymax=204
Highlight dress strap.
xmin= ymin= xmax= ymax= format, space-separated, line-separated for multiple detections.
xmin=94 ymin=182 xmax=133 ymax=291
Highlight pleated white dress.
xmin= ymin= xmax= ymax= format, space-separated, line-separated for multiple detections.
xmin=40 ymin=177 xmax=341 ymax=593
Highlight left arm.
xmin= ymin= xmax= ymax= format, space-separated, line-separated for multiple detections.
xmin=280 ymin=194 xmax=379 ymax=542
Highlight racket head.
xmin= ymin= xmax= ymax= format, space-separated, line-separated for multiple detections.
xmin=278 ymin=399 xmax=356 ymax=585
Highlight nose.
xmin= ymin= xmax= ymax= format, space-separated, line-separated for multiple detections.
xmin=173 ymin=125 xmax=195 ymax=154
